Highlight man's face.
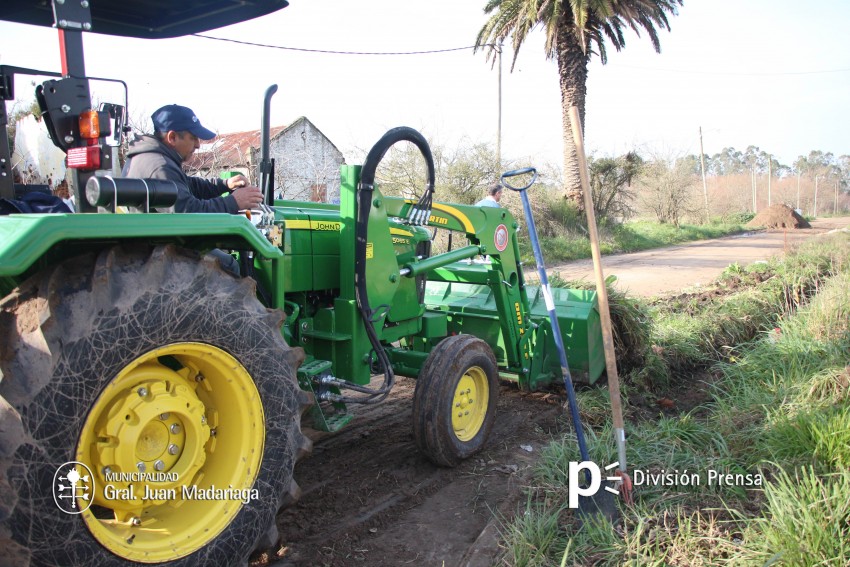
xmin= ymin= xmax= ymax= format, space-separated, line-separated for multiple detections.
xmin=169 ymin=131 xmax=201 ymax=162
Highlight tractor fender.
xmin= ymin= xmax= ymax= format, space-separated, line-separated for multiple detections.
xmin=0 ymin=213 xmax=282 ymax=281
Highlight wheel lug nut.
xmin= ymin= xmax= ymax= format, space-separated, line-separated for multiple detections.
xmin=170 ymin=424 xmax=181 ymax=434
xmin=168 ymin=444 xmax=179 ymax=455
xmin=154 ymin=460 xmax=165 ymax=471
xmin=201 ymin=415 xmax=207 ymax=425
xmin=131 ymin=517 xmax=141 ymax=526
xmin=195 ymin=373 xmax=205 ymax=382
xmin=457 ymin=412 xmax=463 ymax=418
xmin=102 ymin=466 xmax=112 ymax=476
xmin=137 ymin=387 xmax=148 ymax=397
xmin=465 ymin=411 xmax=469 ymax=416
xmin=210 ymin=428 xmax=217 ymax=437
xmin=160 ymin=412 xmax=170 ymax=420
xmin=137 ymin=461 xmax=146 ymax=473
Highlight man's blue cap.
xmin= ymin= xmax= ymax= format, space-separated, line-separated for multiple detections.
xmin=151 ymin=104 xmax=216 ymax=140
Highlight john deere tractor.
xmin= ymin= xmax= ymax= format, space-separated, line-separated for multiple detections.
xmin=0 ymin=2 xmax=604 ymax=566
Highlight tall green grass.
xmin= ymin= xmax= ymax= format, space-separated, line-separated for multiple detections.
xmin=501 ymin=233 xmax=850 ymax=566
xmin=741 ymin=467 xmax=850 ymax=566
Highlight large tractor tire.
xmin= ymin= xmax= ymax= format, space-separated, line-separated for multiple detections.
xmin=412 ymin=335 xmax=499 ymax=467
xmin=0 ymin=245 xmax=312 ymax=567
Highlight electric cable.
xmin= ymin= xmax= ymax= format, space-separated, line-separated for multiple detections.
xmin=192 ymin=34 xmax=484 ymax=55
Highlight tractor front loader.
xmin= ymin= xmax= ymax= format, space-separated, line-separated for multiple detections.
xmin=0 ymin=2 xmax=604 ymax=566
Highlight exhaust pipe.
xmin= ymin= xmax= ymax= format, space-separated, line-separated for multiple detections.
xmin=259 ymin=84 xmax=278 ymax=206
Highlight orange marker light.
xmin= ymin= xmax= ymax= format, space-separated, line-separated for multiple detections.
xmin=79 ymin=110 xmax=101 ymax=139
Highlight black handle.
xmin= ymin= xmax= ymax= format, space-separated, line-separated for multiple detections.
xmin=500 ymin=167 xmax=538 ymax=192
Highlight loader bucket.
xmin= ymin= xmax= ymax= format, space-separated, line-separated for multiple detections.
xmin=526 ymin=285 xmax=605 ymax=385
xmin=424 ymin=279 xmax=605 ymax=388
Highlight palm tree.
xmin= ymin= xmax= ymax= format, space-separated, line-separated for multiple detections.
xmin=476 ymin=0 xmax=683 ymax=203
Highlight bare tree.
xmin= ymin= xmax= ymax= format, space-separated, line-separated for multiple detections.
xmin=638 ymin=152 xmax=700 ymax=226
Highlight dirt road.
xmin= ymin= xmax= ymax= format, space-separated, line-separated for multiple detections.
xmin=269 ymin=216 xmax=849 ymax=566
xmin=551 ymin=216 xmax=850 ymax=297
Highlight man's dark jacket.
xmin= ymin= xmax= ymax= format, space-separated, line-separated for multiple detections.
xmin=123 ymin=135 xmax=238 ymax=213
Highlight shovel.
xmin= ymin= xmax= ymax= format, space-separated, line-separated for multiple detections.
xmin=501 ymin=169 xmax=619 ymax=522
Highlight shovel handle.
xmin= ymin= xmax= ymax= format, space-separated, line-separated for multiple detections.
xmin=500 ymin=167 xmax=538 ymax=191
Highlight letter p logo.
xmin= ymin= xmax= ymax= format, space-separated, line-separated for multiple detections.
xmin=568 ymin=461 xmax=601 ymax=508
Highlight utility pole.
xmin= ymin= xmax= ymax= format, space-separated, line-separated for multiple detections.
xmin=835 ymin=180 xmax=839 ymax=215
xmin=699 ymin=127 xmax=709 ymax=219
xmin=796 ymin=171 xmax=801 ymax=211
xmin=767 ymin=156 xmax=772 ymax=207
xmin=814 ymin=175 xmax=820 ymax=217
xmin=496 ymin=42 xmax=502 ymax=170
xmin=752 ymin=166 xmax=757 ymax=212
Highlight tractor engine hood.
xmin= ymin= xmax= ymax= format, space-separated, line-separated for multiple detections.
xmin=2 ymin=0 xmax=288 ymax=38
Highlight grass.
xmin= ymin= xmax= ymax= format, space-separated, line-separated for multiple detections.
xmin=501 ymin=232 xmax=850 ymax=566
xmin=517 ymin=218 xmax=749 ymax=266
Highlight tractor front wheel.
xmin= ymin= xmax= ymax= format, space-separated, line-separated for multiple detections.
xmin=412 ymin=335 xmax=498 ymax=467
xmin=0 ymin=245 xmax=311 ymax=566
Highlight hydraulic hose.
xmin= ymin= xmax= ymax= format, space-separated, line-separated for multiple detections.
xmin=336 ymin=127 xmax=436 ymax=404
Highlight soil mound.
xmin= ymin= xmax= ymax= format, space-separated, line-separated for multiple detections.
xmin=747 ymin=204 xmax=811 ymax=229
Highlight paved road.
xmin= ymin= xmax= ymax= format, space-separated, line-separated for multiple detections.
xmin=549 ymin=217 xmax=850 ymax=297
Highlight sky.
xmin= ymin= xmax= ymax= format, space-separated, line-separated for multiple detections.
xmin=1 ymin=0 xmax=849 ymax=170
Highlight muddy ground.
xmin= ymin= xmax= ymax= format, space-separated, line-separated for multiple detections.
xmin=263 ymin=218 xmax=849 ymax=566
xmin=269 ymin=379 xmax=568 ymax=567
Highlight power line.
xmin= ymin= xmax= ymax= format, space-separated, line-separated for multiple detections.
xmin=193 ymin=33 xmax=850 ymax=76
xmin=609 ymin=63 xmax=850 ymax=76
xmin=192 ymin=34 xmax=482 ymax=55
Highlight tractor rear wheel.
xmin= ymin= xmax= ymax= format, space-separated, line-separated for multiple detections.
xmin=412 ymin=335 xmax=498 ymax=467
xmin=0 ymin=245 xmax=311 ymax=567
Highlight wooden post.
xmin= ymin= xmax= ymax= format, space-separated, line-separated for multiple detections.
xmin=568 ymin=106 xmax=628 ymax=478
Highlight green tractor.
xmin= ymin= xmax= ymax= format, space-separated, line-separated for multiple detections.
xmin=0 ymin=2 xmax=604 ymax=565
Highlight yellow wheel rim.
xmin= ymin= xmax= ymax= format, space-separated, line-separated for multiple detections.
xmin=76 ymin=343 xmax=265 ymax=563
xmin=451 ymin=366 xmax=489 ymax=442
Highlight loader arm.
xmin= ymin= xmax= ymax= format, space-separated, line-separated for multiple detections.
xmin=382 ymin=196 xmax=537 ymax=382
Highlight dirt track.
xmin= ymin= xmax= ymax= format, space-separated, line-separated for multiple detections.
xmin=272 ymin=379 xmax=566 ymax=566
xmin=551 ymin=216 xmax=850 ymax=297
xmin=269 ymin=217 xmax=849 ymax=566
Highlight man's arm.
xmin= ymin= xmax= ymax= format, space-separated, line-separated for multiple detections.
xmin=176 ymin=179 xmax=239 ymax=213
xmin=187 ymin=176 xmax=229 ymax=200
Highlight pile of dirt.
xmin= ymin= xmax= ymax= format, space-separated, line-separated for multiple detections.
xmin=747 ymin=204 xmax=811 ymax=229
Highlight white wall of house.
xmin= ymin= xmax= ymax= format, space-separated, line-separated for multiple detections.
xmin=264 ymin=118 xmax=344 ymax=203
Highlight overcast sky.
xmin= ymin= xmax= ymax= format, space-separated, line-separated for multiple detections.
xmin=1 ymin=0 xmax=848 ymax=169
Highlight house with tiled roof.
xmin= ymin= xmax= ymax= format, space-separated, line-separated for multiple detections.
xmin=186 ymin=116 xmax=344 ymax=203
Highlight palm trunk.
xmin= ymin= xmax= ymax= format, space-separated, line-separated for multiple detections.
xmin=555 ymin=21 xmax=590 ymax=206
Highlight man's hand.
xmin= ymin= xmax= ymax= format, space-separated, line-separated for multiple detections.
xmin=231 ymin=185 xmax=264 ymax=210
xmin=226 ymin=174 xmax=250 ymax=190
